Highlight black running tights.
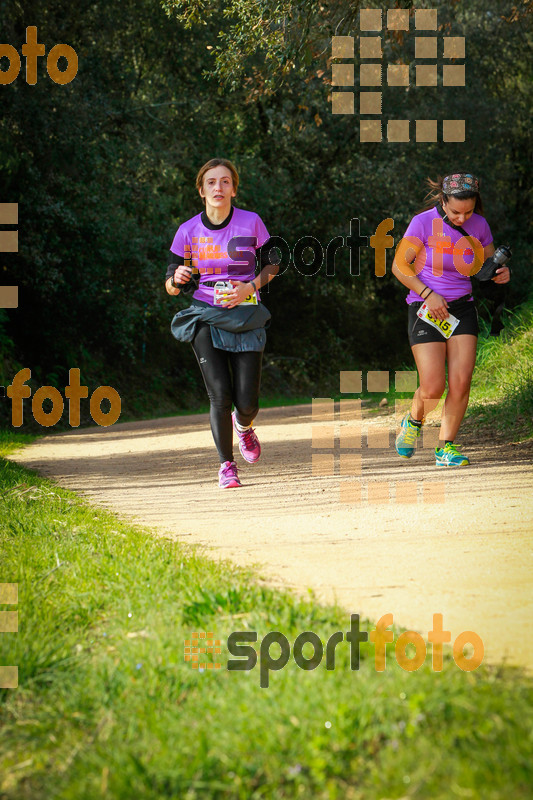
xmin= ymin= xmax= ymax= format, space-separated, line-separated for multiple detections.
xmin=191 ymin=323 xmax=263 ymax=462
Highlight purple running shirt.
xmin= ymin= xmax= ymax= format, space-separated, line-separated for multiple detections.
xmin=170 ymin=206 xmax=270 ymax=306
xmin=402 ymin=207 xmax=493 ymax=304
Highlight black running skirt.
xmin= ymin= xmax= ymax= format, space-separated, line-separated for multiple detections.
xmin=408 ymin=297 xmax=478 ymax=346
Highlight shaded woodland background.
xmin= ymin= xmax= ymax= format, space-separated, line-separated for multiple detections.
xmin=1 ymin=0 xmax=531 ymax=425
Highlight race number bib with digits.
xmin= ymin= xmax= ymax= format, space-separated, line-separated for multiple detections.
xmin=213 ymin=281 xmax=258 ymax=306
xmin=417 ymin=303 xmax=459 ymax=339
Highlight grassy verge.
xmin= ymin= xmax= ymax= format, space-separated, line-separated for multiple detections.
xmin=1 ymin=437 xmax=532 ymax=799
xmin=128 ymin=393 xmax=318 ymax=421
xmin=466 ymin=299 xmax=533 ymax=441
xmin=0 ymin=431 xmax=37 ymax=457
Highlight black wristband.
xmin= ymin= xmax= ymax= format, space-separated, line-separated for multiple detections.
xmin=425 ymin=289 xmax=434 ymax=300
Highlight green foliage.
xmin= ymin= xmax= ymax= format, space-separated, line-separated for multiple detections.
xmin=162 ymin=0 xmax=352 ymax=91
xmin=467 ymin=299 xmax=533 ymax=438
xmin=0 ymin=0 xmax=531 ymax=420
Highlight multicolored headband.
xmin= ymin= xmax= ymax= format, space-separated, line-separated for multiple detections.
xmin=442 ymin=173 xmax=479 ymax=195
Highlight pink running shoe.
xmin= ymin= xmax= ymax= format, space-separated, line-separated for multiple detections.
xmin=232 ymin=412 xmax=261 ymax=463
xmin=218 ymin=460 xmax=242 ymax=489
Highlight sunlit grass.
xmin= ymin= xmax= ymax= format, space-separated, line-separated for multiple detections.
xmin=468 ymin=299 xmax=533 ymax=439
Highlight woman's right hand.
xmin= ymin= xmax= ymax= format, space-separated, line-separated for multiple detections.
xmin=424 ymin=291 xmax=449 ymax=320
xmin=173 ymin=265 xmax=192 ymax=285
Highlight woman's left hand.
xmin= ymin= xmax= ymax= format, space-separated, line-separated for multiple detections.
xmin=492 ymin=266 xmax=511 ymax=284
xmin=222 ymin=280 xmax=255 ymax=309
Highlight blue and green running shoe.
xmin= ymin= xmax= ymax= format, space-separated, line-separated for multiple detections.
xmin=435 ymin=442 xmax=470 ymax=466
xmin=395 ymin=413 xmax=422 ymax=458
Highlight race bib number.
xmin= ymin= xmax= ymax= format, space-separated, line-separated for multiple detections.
xmin=417 ymin=303 xmax=459 ymax=339
xmin=213 ymin=281 xmax=258 ymax=306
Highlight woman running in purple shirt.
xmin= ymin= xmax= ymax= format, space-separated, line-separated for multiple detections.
xmin=165 ymin=159 xmax=278 ymax=488
xmin=392 ymin=173 xmax=510 ymax=466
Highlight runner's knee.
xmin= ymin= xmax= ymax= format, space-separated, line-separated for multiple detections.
xmin=234 ymin=400 xmax=259 ymax=425
xmin=447 ymin=374 xmax=472 ymax=397
xmin=419 ymin=381 xmax=445 ymax=401
xmin=206 ymin=383 xmax=232 ymax=413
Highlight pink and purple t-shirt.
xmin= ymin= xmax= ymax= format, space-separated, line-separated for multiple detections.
xmin=169 ymin=206 xmax=270 ymax=306
xmin=402 ymin=207 xmax=493 ymax=304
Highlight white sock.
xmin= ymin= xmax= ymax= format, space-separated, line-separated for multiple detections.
xmin=234 ymin=419 xmax=252 ymax=432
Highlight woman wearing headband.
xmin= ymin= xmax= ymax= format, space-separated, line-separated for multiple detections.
xmin=392 ymin=173 xmax=510 ymax=466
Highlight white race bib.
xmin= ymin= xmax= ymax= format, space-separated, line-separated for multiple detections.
xmin=213 ymin=281 xmax=258 ymax=306
xmin=417 ymin=303 xmax=459 ymax=339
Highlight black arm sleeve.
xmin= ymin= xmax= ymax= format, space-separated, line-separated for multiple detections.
xmin=256 ymin=237 xmax=279 ymax=269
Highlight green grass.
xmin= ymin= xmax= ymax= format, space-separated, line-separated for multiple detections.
xmin=467 ymin=299 xmax=533 ymax=439
xmin=0 ymin=431 xmax=37 ymax=457
xmin=1 ymin=435 xmax=532 ymax=799
xmin=142 ymin=393 xmax=316 ymax=420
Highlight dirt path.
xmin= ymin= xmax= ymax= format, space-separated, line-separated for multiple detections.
xmin=11 ymin=404 xmax=533 ymax=669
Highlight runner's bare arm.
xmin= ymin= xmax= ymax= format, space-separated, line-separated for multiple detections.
xmin=392 ymin=237 xmax=449 ymax=319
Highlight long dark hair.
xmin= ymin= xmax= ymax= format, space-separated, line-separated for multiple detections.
xmin=420 ymin=175 xmax=484 ymax=216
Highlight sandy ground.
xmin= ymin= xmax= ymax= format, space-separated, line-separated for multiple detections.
xmin=10 ymin=404 xmax=533 ymax=670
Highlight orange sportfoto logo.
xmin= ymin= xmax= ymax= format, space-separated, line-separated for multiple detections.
xmin=6 ymin=368 xmax=121 ymax=427
xmin=0 ymin=27 xmax=78 ymax=86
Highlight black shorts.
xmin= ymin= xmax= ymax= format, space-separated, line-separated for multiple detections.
xmin=408 ymin=297 xmax=479 ymax=347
